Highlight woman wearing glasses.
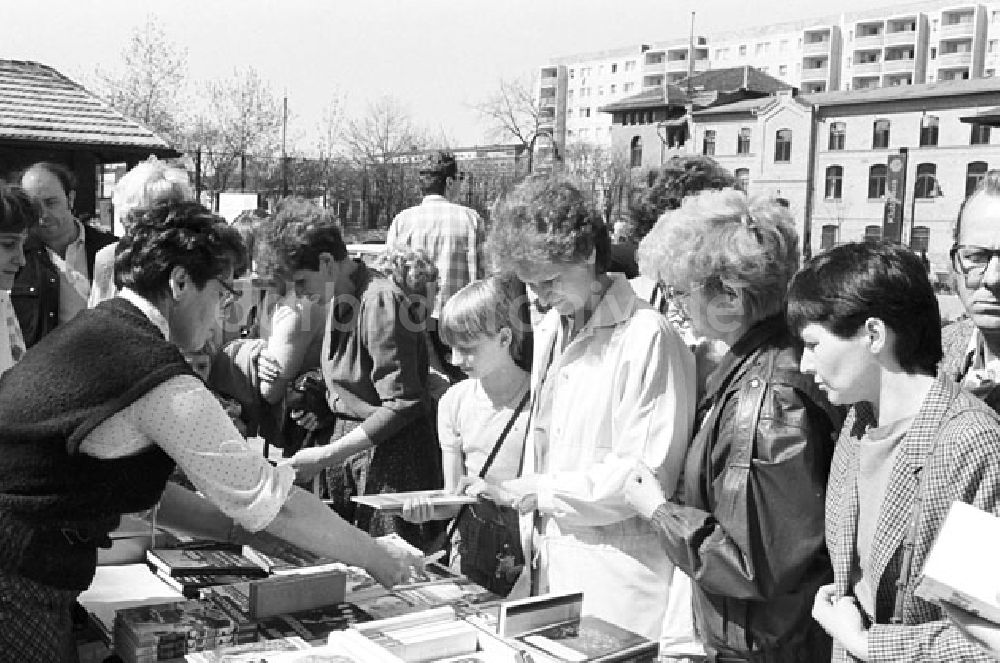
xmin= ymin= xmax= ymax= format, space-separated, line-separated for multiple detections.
xmin=624 ymin=189 xmax=841 ymax=661
xmin=0 ymin=203 xmax=419 ymax=662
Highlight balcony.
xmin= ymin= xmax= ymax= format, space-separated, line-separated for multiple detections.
xmin=642 ymin=75 xmax=664 ymax=88
xmin=643 ymin=53 xmax=666 ymax=71
xmin=883 ymin=57 xmax=915 ymax=73
xmin=884 ymin=30 xmax=917 ymax=46
xmin=939 ymin=20 xmax=975 ymax=39
xmin=667 ymin=57 xmax=708 ymax=73
xmin=938 ymin=51 xmax=973 ymax=67
xmin=802 ymin=82 xmax=828 ymax=93
xmin=884 ymin=74 xmax=913 ymax=86
xmin=853 ymin=61 xmax=883 ymax=75
xmin=803 ymin=39 xmax=832 ymax=55
xmin=853 ymin=76 xmax=881 ymax=90
xmin=800 ymin=65 xmax=830 ymax=81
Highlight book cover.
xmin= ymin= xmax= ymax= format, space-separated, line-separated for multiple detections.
xmin=156 ymin=571 xmax=268 ymax=599
xmin=146 ymin=548 xmax=268 ymax=578
xmin=255 ymin=602 xmax=372 ymax=644
xmin=351 ymin=489 xmax=477 ymax=514
xmin=184 ymin=636 xmax=310 ymax=662
xmin=515 ymin=616 xmax=657 ymax=663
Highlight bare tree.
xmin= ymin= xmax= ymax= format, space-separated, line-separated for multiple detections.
xmin=472 ymin=75 xmax=541 ymax=148
xmin=562 ymin=142 xmax=637 ymax=221
xmin=93 ymin=16 xmax=187 ymax=141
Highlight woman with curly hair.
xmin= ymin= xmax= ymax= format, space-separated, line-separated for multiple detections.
xmin=485 ymin=175 xmax=696 ymax=640
xmin=625 ymin=189 xmax=841 ymax=661
xmin=278 ymin=233 xmax=444 ymax=550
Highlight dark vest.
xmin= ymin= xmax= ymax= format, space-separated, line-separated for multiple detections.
xmin=0 ymin=297 xmax=192 ymax=590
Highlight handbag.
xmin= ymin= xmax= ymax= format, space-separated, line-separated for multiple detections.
xmin=279 ymin=368 xmax=335 ymax=455
xmin=448 ymin=390 xmax=530 ymax=596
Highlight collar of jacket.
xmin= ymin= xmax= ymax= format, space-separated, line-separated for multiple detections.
xmin=703 ymin=314 xmax=788 ymax=401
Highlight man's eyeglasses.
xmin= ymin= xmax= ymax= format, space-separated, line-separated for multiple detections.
xmin=951 ymin=245 xmax=1000 ymax=286
xmin=216 ymin=278 xmax=241 ymax=309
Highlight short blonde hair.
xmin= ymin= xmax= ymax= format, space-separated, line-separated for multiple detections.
xmin=439 ymin=276 xmax=526 ymax=363
xmin=113 ymin=157 xmax=193 ymax=230
xmin=637 ymin=189 xmax=799 ymax=324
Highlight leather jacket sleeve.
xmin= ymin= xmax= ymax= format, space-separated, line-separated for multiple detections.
xmin=649 ymin=363 xmax=838 ymax=601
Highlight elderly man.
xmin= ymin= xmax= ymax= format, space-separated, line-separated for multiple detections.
xmin=386 ymin=151 xmax=485 ymax=381
xmin=941 ymin=170 xmax=1000 ymax=412
xmin=11 ymin=162 xmax=115 ymax=347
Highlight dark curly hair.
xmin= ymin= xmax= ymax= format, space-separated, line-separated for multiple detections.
xmin=488 ymin=175 xmax=610 ymax=274
xmin=258 ymin=197 xmax=346 ymax=277
xmin=115 ymin=202 xmax=247 ymax=300
xmin=630 ymin=155 xmax=736 ymax=238
xmin=0 ymin=183 xmax=39 ymax=233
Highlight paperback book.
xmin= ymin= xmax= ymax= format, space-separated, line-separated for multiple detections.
xmin=146 ymin=548 xmax=268 ymax=578
xmin=351 ymin=489 xmax=477 ymax=514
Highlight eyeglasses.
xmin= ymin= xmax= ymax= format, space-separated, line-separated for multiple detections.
xmin=951 ymin=245 xmax=1000 ymax=286
xmin=215 ymin=278 xmax=241 ymax=309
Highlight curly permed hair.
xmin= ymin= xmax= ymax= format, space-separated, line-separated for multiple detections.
xmin=637 ymin=189 xmax=799 ymax=325
xmin=258 ymin=197 xmax=346 ymax=277
xmin=487 ymin=175 xmax=610 ymax=274
xmin=115 ymin=201 xmax=247 ymax=300
xmin=629 ymin=155 xmax=737 ymax=239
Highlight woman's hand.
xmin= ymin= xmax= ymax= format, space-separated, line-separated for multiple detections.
xmin=280 ymin=446 xmax=335 ymax=483
xmin=256 ymin=352 xmax=283 ymax=384
xmin=942 ymin=601 xmax=1000 ymax=657
xmin=457 ymin=477 xmax=537 ymax=514
xmin=368 ymin=538 xmax=423 ymax=589
xmin=624 ymin=463 xmax=667 ymax=520
xmin=812 ymin=584 xmax=869 ymax=661
xmin=400 ymin=495 xmax=436 ymax=524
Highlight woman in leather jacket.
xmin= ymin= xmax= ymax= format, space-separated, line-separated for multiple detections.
xmin=626 ymin=189 xmax=842 ymax=663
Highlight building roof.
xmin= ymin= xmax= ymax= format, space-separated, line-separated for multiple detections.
xmin=599 ymin=66 xmax=790 ymax=113
xmin=598 ymin=84 xmax=691 ymax=112
xmin=801 ymin=76 xmax=1000 ymax=107
xmin=0 ymin=59 xmax=176 ymax=153
xmin=693 ymin=96 xmax=778 ymax=117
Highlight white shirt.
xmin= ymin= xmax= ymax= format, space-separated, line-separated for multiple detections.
xmin=77 ymin=288 xmax=295 ymax=532
xmin=50 ymin=219 xmax=91 ymax=324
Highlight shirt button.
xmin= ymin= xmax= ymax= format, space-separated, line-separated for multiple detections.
xmin=750 ymin=378 xmax=761 ymax=388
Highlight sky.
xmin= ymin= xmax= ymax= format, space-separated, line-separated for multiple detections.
xmin=2 ymin=0 xmax=911 ymax=152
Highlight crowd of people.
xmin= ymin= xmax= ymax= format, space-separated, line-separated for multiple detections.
xmin=1 ymin=151 xmax=1000 ymax=662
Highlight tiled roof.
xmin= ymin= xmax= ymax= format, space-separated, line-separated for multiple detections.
xmin=598 ymin=84 xmax=691 ymax=112
xmin=0 ymin=59 xmax=176 ymax=153
xmin=693 ymin=97 xmax=778 ymax=116
xmin=599 ymin=67 xmax=790 ymax=113
xmin=801 ymin=76 xmax=1000 ymax=107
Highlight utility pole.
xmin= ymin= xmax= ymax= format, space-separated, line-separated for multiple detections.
xmin=281 ymin=92 xmax=289 ymax=198
xmin=687 ymin=12 xmax=696 ymax=99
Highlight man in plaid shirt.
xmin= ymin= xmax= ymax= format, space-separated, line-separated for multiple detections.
xmin=387 ymin=151 xmax=484 ymax=378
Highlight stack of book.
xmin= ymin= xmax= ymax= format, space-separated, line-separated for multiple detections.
xmin=184 ymin=635 xmax=311 ymax=662
xmin=146 ymin=548 xmax=267 ymax=598
xmin=113 ymin=599 xmax=241 ymax=663
xmin=352 ymin=606 xmax=482 ymax=662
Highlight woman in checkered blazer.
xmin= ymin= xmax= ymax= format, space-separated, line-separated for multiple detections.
xmin=788 ymin=240 xmax=1000 ymax=662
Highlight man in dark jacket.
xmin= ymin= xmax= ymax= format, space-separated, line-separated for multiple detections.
xmin=12 ymin=162 xmax=116 ymax=347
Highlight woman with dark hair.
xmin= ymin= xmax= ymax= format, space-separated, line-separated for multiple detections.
xmin=625 ymin=189 xmax=841 ymax=662
xmin=0 ymin=183 xmax=36 ymax=377
xmin=0 ymin=202 xmax=418 ymax=662
xmin=484 ymin=176 xmax=696 ymax=640
xmin=274 ymin=220 xmax=444 ymax=550
xmin=787 ymin=240 xmax=1000 ymax=662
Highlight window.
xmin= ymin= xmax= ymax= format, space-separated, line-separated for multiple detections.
xmin=610 ymin=84 xmax=617 ymax=94
xmin=611 ymin=63 xmax=618 ymax=73
xmin=910 ymin=226 xmax=930 ymax=253
xmin=920 ymin=115 xmax=939 ymax=147
xmin=735 ymin=168 xmax=750 ymax=192
xmin=991 ymin=40 xmax=999 ymax=54
xmin=774 ymin=129 xmax=792 ymax=162
xmin=567 ymin=89 xmax=575 ymax=100
xmin=703 ymin=130 xmax=717 ymax=156
xmin=820 ymin=225 xmax=839 ymax=249
xmin=914 ymin=163 xmax=938 ymax=198
xmin=739 ymin=44 xmax=747 ymax=56
xmin=825 ymin=165 xmax=844 ymax=199
xmin=873 ymin=119 xmax=890 ymax=148
xmin=630 ymin=136 xmax=642 ymax=168
xmin=756 ymin=42 xmax=770 ymax=55
xmin=780 ymin=39 xmax=789 ymax=52
xmin=598 ymin=86 xmax=604 ymax=96
xmin=623 ymin=82 xmax=634 ymax=93
xmin=737 ymin=127 xmax=752 ymax=154
xmin=864 ymin=225 xmax=883 ymax=241
xmin=569 ymin=69 xmax=575 ymax=79
xmin=779 ymin=65 xmax=788 ymax=76
xmin=967 ymin=161 xmax=988 ymax=197
xmin=829 ymin=122 xmax=846 ymax=150
xmin=567 ymin=109 xmax=574 ymax=118
xmin=625 ymin=60 xmax=636 ymax=72
xmin=579 ymin=128 xmax=589 ymax=139
xmin=930 ymin=46 xmax=937 ymax=59
xmin=582 ymin=107 xmax=591 ymax=118
xmin=868 ymin=164 xmax=888 ymax=198
xmin=972 ymin=123 xmax=991 ymax=145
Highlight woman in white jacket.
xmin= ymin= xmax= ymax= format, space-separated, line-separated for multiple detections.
xmin=483 ymin=176 xmax=697 ymax=641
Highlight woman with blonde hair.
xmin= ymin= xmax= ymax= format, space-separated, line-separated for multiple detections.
xmin=625 ymin=189 xmax=841 ymax=661
xmin=486 ymin=175 xmax=696 ymax=640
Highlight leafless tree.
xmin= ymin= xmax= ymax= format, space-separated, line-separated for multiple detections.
xmin=563 ymin=141 xmax=637 ymax=221
xmin=93 ymin=16 xmax=187 ymax=142
xmin=472 ymin=75 xmax=541 ymax=148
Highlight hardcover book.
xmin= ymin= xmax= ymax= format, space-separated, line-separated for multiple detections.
xmin=255 ymin=602 xmax=372 ymax=644
xmin=515 ymin=616 xmax=657 ymax=663
xmin=146 ymin=548 xmax=268 ymax=578
xmin=351 ymin=489 xmax=477 ymax=514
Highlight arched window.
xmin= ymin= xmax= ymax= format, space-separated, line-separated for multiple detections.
xmin=820 ymin=224 xmax=839 ymax=250
xmin=910 ymin=226 xmax=930 ymax=253
xmin=864 ymin=225 xmax=883 ymax=241
xmin=971 ymin=123 xmax=992 ymax=146
xmin=868 ymin=164 xmax=888 ymax=199
xmin=774 ymin=129 xmax=792 ymax=162
xmin=630 ymin=136 xmax=643 ymax=168
xmin=737 ymin=127 xmax=752 ymax=154
xmin=703 ymin=130 xmax=716 ymax=156
xmin=873 ymin=119 xmax=891 ymax=149
xmin=920 ymin=115 xmax=940 ymax=147
xmin=967 ymin=161 xmax=989 ymax=197
xmin=914 ymin=163 xmax=938 ymax=198
xmin=735 ymin=168 xmax=750 ymax=192
xmin=829 ymin=122 xmax=846 ymax=150
xmin=825 ymin=165 xmax=844 ymax=199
